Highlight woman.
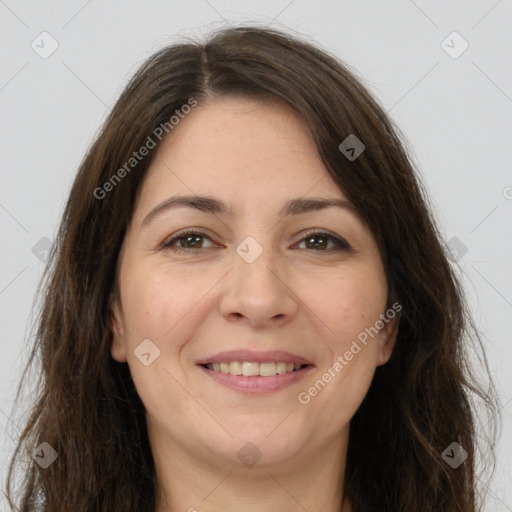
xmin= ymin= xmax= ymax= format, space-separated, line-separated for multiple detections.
xmin=6 ymin=25 xmax=499 ymax=511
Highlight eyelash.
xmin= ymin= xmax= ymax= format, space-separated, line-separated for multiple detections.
xmin=161 ymin=229 xmax=351 ymax=253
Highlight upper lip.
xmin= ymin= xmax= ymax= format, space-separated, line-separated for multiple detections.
xmin=196 ymin=350 xmax=314 ymax=366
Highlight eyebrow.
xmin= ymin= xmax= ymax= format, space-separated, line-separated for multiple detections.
xmin=141 ymin=194 xmax=356 ymax=228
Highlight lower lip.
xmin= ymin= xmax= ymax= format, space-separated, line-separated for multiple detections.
xmin=198 ymin=365 xmax=315 ymax=394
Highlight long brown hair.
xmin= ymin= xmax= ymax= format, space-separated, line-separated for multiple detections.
xmin=6 ymin=24 xmax=500 ymax=511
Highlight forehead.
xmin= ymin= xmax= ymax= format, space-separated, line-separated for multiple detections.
xmin=132 ymin=96 xmax=348 ymax=222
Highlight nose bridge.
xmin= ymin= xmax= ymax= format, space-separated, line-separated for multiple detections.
xmin=219 ymin=233 xmax=298 ymax=326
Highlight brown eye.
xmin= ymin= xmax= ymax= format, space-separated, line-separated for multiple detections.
xmin=161 ymin=229 xmax=351 ymax=253
xmin=162 ymin=230 xmax=214 ymax=251
xmin=297 ymin=231 xmax=351 ymax=252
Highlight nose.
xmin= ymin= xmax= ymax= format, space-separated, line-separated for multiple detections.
xmin=219 ymin=240 xmax=299 ymax=329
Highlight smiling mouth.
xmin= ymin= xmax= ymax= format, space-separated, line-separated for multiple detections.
xmin=199 ymin=361 xmax=310 ymax=377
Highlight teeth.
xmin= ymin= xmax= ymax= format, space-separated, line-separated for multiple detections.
xmin=229 ymin=361 xmax=242 ymax=375
xmin=276 ymin=362 xmax=287 ymax=374
xmin=259 ymin=362 xmax=276 ymax=376
xmin=242 ymin=361 xmax=260 ymax=376
xmin=205 ymin=361 xmax=305 ymax=376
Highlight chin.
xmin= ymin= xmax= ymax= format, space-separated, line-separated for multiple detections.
xmin=199 ymin=427 xmax=303 ymax=468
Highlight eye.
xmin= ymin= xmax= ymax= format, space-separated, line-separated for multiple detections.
xmin=296 ymin=230 xmax=351 ymax=252
xmin=161 ymin=229 xmax=215 ymax=251
xmin=161 ymin=229 xmax=351 ymax=253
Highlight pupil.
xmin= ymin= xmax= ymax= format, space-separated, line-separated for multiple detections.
xmin=307 ymin=236 xmax=327 ymax=250
xmin=184 ymin=235 xmax=202 ymax=248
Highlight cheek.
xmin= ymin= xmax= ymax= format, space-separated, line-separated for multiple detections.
xmin=119 ymin=266 xmax=197 ymax=418
xmin=295 ymin=266 xmax=387 ymax=429
xmin=297 ymin=303 xmax=384 ymax=439
xmin=121 ymin=262 xmax=201 ymax=343
xmin=299 ymin=263 xmax=388 ymax=350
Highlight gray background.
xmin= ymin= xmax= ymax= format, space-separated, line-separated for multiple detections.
xmin=1 ymin=1 xmax=511 ymax=510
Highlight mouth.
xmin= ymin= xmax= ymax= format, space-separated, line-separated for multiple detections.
xmin=198 ymin=361 xmax=310 ymax=376
xmin=195 ymin=350 xmax=315 ymax=394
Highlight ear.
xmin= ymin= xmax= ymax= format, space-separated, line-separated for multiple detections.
xmin=376 ymin=313 xmax=400 ymax=367
xmin=109 ymin=294 xmax=128 ymax=363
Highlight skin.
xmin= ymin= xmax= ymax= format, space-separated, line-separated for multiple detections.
xmin=109 ymin=97 xmax=399 ymax=512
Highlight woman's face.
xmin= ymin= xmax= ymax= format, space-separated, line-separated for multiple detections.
xmin=110 ymin=97 xmax=398 ymax=469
